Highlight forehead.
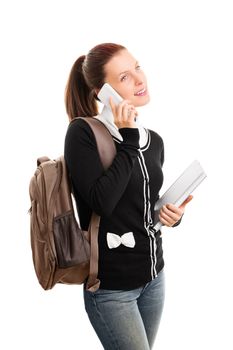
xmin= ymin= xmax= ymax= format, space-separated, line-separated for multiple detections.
xmin=104 ymin=49 xmax=137 ymax=77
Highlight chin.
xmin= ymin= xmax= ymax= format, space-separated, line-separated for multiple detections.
xmin=135 ymin=95 xmax=150 ymax=107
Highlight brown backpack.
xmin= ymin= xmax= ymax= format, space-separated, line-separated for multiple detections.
xmin=29 ymin=117 xmax=116 ymax=291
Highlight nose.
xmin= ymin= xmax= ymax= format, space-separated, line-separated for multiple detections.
xmin=135 ymin=77 xmax=143 ymax=86
xmin=135 ymin=80 xmax=143 ymax=86
xmin=133 ymin=73 xmax=143 ymax=86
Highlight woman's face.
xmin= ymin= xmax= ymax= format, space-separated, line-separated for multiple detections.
xmin=103 ymin=49 xmax=150 ymax=107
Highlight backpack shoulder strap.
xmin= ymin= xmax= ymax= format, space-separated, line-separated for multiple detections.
xmin=74 ymin=117 xmax=117 ymax=292
xmin=81 ymin=117 xmax=116 ymax=170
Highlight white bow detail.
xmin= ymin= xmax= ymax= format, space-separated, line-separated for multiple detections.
xmin=107 ymin=232 xmax=136 ymax=249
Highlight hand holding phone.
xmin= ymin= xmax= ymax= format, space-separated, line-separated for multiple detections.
xmin=97 ymin=83 xmax=123 ymax=109
xmin=97 ymin=83 xmax=137 ymax=128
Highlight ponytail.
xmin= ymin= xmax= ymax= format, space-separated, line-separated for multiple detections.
xmin=65 ymin=55 xmax=98 ymax=121
xmin=65 ymin=43 xmax=126 ymax=121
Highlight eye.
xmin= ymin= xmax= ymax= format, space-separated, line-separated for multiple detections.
xmin=120 ymin=75 xmax=128 ymax=82
xmin=136 ymin=65 xmax=141 ymax=71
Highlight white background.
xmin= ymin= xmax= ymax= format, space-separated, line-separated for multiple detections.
xmin=0 ymin=0 xmax=232 ymax=349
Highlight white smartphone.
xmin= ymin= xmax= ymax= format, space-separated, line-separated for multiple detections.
xmin=97 ymin=83 xmax=123 ymax=109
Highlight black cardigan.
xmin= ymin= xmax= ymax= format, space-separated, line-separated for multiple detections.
xmin=64 ymin=118 xmax=165 ymax=290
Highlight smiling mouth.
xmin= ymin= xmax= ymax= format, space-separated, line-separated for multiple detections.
xmin=134 ymin=88 xmax=147 ymax=96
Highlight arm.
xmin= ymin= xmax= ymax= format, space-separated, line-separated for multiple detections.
xmin=158 ymin=140 xmax=193 ymax=228
xmin=64 ymin=119 xmax=140 ymax=217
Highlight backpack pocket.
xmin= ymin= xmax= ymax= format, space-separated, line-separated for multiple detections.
xmin=53 ymin=211 xmax=90 ymax=268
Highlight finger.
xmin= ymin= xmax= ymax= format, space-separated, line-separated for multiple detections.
xmin=165 ymin=204 xmax=183 ymax=217
xmin=123 ymin=104 xmax=137 ymax=122
xmin=179 ymin=195 xmax=193 ymax=210
xmin=128 ymin=108 xmax=138 ymax=123
xmin=159 ymin=208 xmax=177 ymax=226
xmin=129 ymin=105 xmax=138 ymax=117
xmin=113 ymin=100 xmax=137 ymax=128
xmin=183 ymin=195 xmax=193 ymax=205
xmin=112 ymin=99 xmax=127 ymax=124
xmin=122 ymin=103 xmax=129 ymax=121
xmin=160 ymin=205 xmax=181 ymax=223
xmin=116 ymin=100 xmax=132 ymax=120
xmin=159 ymin=213 xmax=174 ymax=227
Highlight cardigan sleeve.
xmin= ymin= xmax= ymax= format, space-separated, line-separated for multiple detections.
xmin=64 ymin=119 xmax=140 ymax=217
xmin=157 ymin=135 xmax=182 ymax=228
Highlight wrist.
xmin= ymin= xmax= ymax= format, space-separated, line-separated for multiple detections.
xmin=119 ymin=128 xmax=140 ymax=148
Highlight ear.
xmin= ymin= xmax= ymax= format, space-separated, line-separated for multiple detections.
xmin=93 ymin=89 xmax=100 ymax=101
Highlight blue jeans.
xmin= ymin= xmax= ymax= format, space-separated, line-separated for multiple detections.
xmin=83 ymin=269 xmax=165 ymax=350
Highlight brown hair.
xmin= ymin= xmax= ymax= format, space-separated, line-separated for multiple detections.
xmin=65 ymin=43 xmax=126 ymax=121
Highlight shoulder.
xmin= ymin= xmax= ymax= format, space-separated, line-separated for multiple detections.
xmin=64 ymin=118 xmax=98 ymax=157
xmin=66 ymin=118 xmax=93 ymax=138
xmin=148 ymin=129 xmax=164 ymax=149
xmin=65 ymin=118 xmax=97 ymax=146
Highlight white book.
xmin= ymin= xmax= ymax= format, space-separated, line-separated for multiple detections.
xmin=154 ymin=160 xmax=207 ymax=231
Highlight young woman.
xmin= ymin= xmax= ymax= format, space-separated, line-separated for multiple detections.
xmin=64 ymin=43 xmax=192 ymax=350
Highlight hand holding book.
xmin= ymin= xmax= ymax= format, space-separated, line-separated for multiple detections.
xmin=158 ymin=195 xmax=193 ymax=228
xmin=154 ymin=160 xmax=207 ymax=231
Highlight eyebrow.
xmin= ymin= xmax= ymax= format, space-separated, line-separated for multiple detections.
xmin=118 ymin=61 xmax=139 ymax=76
